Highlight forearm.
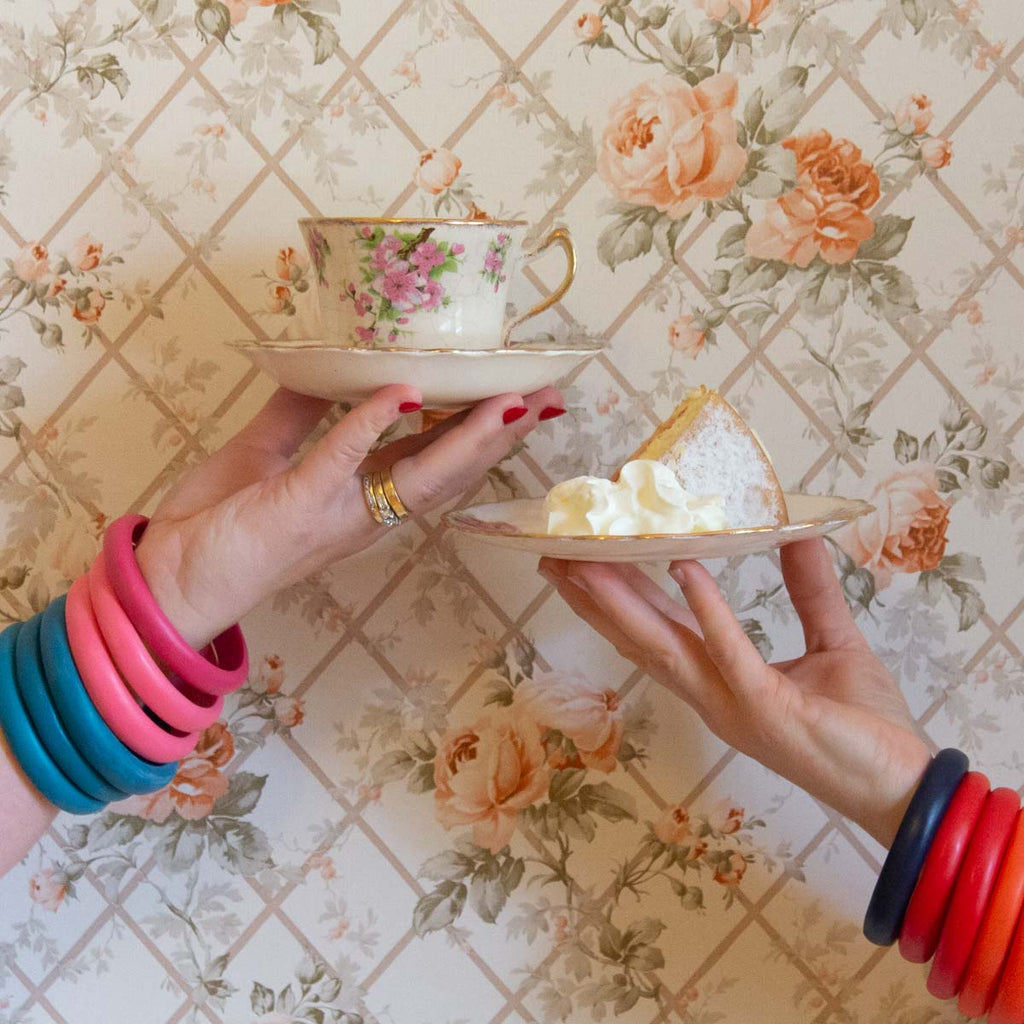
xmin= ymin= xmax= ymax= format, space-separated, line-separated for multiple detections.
xmin=0 ymin=724 xmax=58 ymax=876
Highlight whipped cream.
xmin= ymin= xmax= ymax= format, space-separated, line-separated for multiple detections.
xmin=544 ymin=460 xmax=728 ymax=536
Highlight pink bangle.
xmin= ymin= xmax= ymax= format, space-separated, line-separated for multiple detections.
xmin=103 ymin=515 xmax=249 ymax=696
xmin=65 ymin=576 xmax=199 ymax=763
xmin=87 ymin=555 xmax=223 ymax=732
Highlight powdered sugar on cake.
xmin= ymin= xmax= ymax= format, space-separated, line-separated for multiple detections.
xmin=657 ymin=402 xmax=785 ymax=529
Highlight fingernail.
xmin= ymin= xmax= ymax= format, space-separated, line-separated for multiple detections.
xmin=503 ymin=406 xmax=529 ymax=425
xmin=538 ymin=567 xmax=558 ymax=584
xmin=539 ymin=406 xmax=566 ymax=421
xmin=399 ymin=401 xmax=423 ymax=413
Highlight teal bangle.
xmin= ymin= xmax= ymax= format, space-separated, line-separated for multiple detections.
xmin=40 ymin=596 xmax=178 ymax=795
xmin=16 ymin=612 xmax=128 ymax=803
xmin=0 ymin=622 xmax=106 ymax=814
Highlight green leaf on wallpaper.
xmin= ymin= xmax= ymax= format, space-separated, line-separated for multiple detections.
xmin=894 ymin=429 xmax=919 ymax=464
xmin=579 ymin=781 xmax=637 ymax=824
xmin=371 ymin=749 xmax=415 ymax=784
xmin=857 ymin=215 xmax=914 ymax=261
xmin=407 ymin=761 xmax=436 ymax=794
xmin=716 ymin=222 xmax=749 ymax=260
xmin=468 ymin=857 xmax=507 ymax=923
xmin=652 ymin=214 xmax=687 ymax=263
xmin=597 ymin=204 xmax=659 ymax=269
xmin=212 ymin=772 xmax=266 ymax=817
xmin=76 ymin=55 xmax=130 ymax=100
xmin=980 ymin=459 xmax=1010 ymax=488
xmin=850 ymin=262 xmax=919 ymax=321
xmin=297 ymin=9 xmax=340 ymax=65
xmin=729 ymin=257 xmax=788 ymax=296
xmin=203 ymin=817 xmax=272 ymax=874
xmin=744 ymin=66 xmax=808 ymax=145
xmin=251 ymin=982 xmax=275 ymax=1015
xmin=420 ymin=849 xmax=476 ymax=882
xmin=901 ymin=0 xmax=927 ymax=33
xmin=741 ymin=618 xmax=772 ymax=660
xmin=413 ymin=879 xmax=468 ymax=935
xmin=667 ymin=11 xmax=692 ymax=54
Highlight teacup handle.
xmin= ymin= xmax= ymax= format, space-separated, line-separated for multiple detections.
xmin=501 ymin=227 xmax=577 ymax=346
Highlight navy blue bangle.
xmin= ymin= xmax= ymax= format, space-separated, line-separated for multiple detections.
xmin=16 ymin=611 xmax=128 ymax=803
xmin=0 ymin=622 xmax=106 ymax=814
xmin=39 ymin=596 xmax=177 ymax=795
xmin=863 ymin=748 xmax=969 ymax=946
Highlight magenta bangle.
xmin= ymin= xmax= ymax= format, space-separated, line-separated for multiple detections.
xmin=103 ymin=515 xmax=248 ymax=697
xmin=65 ymin=577 xmax=199 ymax=763
xmin=87 ymin=556 xmax=223 ymax=732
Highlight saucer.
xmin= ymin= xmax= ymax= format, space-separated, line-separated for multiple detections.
xmin=444 ymin=493 xmax=873 ymax=562
xmin=229 ymin=339 xmax=603 ymax=409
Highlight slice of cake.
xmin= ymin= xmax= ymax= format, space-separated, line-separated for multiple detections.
xmin=618 ymin=386 xmax=788 ymax=528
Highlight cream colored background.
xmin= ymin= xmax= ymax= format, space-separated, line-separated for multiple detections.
xmin=1 ymin=1 xmax=1023 ymax=1023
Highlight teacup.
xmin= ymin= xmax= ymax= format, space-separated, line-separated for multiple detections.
xmin=297 ymin=217 xmax=576 ymax=350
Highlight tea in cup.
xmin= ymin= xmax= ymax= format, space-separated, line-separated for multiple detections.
xmin=298 ymin=217 xmax=575 ymax=349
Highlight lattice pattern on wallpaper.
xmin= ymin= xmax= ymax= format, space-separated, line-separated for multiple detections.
xmin=0 ymin=1 xmax=1023 ymax=1023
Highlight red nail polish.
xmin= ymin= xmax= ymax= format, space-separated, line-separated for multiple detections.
xmin=539 ymin=407 xmax=566 ymax=421
xmin=503 ymin=406 xmax=529 ymax=425
xmin=399 ymin=401 xmax=423 ymax=413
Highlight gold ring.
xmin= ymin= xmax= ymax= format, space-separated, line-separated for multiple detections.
xmin=380 ymin=466 xmax=410 ymax=519
xmin=371 ymin=472 xmax=402 ymax=527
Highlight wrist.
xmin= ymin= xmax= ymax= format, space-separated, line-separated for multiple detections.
xmin=132 ymin=529 xmax=223 ymax=651
xmin=860 ymin=736 xmax=933 ymax=849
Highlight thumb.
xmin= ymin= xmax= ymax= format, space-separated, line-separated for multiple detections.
xmin=286 ymin=384 xmax=421 ymax=506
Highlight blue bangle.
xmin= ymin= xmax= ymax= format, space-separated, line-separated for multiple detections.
xmin=39 ymin=596 xmax=177 ymax=795
xmin=0 ymin=622 xmax=106 ymax=814
xmin=16 ymin=611 xmax=128 ymax=803
xmin=863 ymin=747 xmax=969 ymax=946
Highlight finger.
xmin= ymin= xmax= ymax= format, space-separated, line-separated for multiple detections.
xmin=781 ymin=539 xmax=866 ymax=654
xmin=669 ymin=560 xmax=769 ymax=701
xmin=560 ymin=561 xmax=732 ymax=719
xmin=389 ymin=386 xmax=563 ymax=513
xmin=288 ymin=384 xmax=421 ymax=504
xmin=360 ymin=407 xmax=471 ymax=474
xmin=607 ymin=563 xmax=702 ymax=634
xmin=225 ymin=387 xmax=333 ymax=459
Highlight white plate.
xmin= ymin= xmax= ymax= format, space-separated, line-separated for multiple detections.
xmin=444 ymin=493 xmax=874 ymax=562
xmin=228 ymin=339 xmax=603 ymax=409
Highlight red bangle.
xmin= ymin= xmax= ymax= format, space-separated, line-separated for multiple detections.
xmin=989 ymin=861 xmax=1024 ymax=1024
xmin=103 ymin=515 xmax=249 ymax=696
xmin=961 ymin=811 xmax=1024 ymax=1017
xmin=900 ymin=772 xmax=990 ymax=963
xmin=928 ymin=787 xmax=1020 ymax=1000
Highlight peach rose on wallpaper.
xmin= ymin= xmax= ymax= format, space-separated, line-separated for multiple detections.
xmin=28 ymin=867 xmax=67 ymax=912
xmin=69 ymin=234 xmax=103 ymax=272
xmin=713 ymin=851 xmax=747 ymax=886
xmin=574 ymin=12 xmax=604 ymax=40
xmin=598 ymin=74 xmax=747 ymax=220
xmin=653 ymin=802 xmax=692 ymax=845
xmin=515 ymin=670 xmax=624 ymax=773
xmin=921 ymin=137 xmax=953 ymax=169
xmin=668 ymin=315 xmax=706 ymax=359
xmin=707 ymin=798 xmax=744 ymax=835
xmin=415 ymin=148 xmax=462 ymax=194
xmin=746 ymin=130 xmax=880 ymax=266
xmin=835 ymin=462 xmax=950 ymax=589
xmin=433 ymin=710 xmax=550 ymax=853
xmin=694 ymin=0 xmax=774 ymax=27
xmin=72 ymin=289 xmax=106 ymax=323
xmin=13 ymin=243 xmax=50 ymax=282
xmin=132 ymin=723 xmax=235 ymax=823
xmin=894 ymin=94 xmax=932 ymax=134
xmin=274 ymin=695 xmax=304 ymax=728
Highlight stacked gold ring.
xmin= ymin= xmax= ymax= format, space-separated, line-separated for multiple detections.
xmin=362 ymin=466 xmax=410 ymax=528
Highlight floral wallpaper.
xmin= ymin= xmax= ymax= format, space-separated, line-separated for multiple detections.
xmin=0 ymin=1 xmax=1022 ymax=1023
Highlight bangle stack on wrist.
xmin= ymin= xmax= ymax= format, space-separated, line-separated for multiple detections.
xmin=864 ymin=748 xmax=1024 ymax=1020
xmin=0 ymin=514 xmax=250 ymax=815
